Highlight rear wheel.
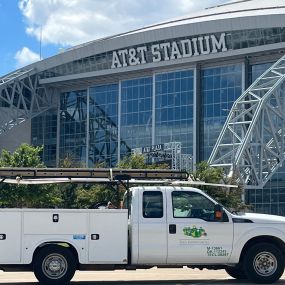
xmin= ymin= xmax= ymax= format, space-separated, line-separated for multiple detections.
xmin=243 ymin=243 xmax=284 ymax=284
xmin=33 ymin=245 xmax=77 ymax=285
xmin=225 ymin=265 xmax=247 ymax=279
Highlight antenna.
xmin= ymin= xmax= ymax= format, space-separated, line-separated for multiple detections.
xmin=39 ymin=25 xmax=42 ymax=60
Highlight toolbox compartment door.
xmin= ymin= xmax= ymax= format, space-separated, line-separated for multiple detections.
xmin=88 ymin=211 xmax=128 ymax=264
xmin=23 ymin=211 xmax=87 ymax=235
xmin=0 ymin=212 xmax=21 ymax=263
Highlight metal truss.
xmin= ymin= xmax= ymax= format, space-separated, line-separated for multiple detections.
xmin=0 ymin=69 xmax=56 ymax=134
xmin=209 ymin=55 xmax=285 ymax=189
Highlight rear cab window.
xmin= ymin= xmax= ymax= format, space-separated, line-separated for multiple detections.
xmin=143 ymin=191 xmax=163 ymax=218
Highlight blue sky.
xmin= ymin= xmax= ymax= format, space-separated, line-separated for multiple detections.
xmin=0 ymin=0 xmax=228 ymax=77
xmin=0 ymin=0 xmax=62 ymax=76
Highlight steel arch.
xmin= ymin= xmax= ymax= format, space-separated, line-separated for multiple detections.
xmin=209 ymin=55 xmax=285 ymax=188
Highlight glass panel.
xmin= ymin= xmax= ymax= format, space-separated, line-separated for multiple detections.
xmin=59 ymin=90 xmax=87 ymax=166
xmin=172 ymin=191 xmax=215 ymax=221
xmin=120 ymin=76 xmax=152 ymax=158
xmin=31 ymin=108 xmax=57 ymax=167
xmin=89 ymin=84 xmax=119 ymax=167
xmin=143 ymin=191 xmax=163 ymax=218
xmin=155 ymin=69 xmax=194 ymax=166
xmin=250 ymin=62 xmax=273 ymax=82
xmin=201 ymin=64 xmax=242 ymax=160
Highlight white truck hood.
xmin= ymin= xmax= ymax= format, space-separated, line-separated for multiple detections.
xmin=233 ymin=212 xmax=285 ymax=224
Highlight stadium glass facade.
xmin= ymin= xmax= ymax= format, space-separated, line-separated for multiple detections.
xmin=31 ymin=109 xmax=57 ymax=166
xmin=155 ymin=70 xmax=194 ymax=156
xmin=201 ymin=64 xmax=242 ymax=160
xmin=60 ymin=90 xmax=87 ymax=165
xmin=121 ymin=77 xmax=152 ymax=156
xmin=89 ymin=84 xmax=119 ymax=167
xmin=3 ymin=0 xmax=285 ymax=215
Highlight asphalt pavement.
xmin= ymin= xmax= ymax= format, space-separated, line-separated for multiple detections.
xmin=0 ymin=268 xmax=284 ymax=284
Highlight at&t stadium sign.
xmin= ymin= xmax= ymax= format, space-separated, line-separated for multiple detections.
xmin=111 ymin=33 xmax=227 ymax=69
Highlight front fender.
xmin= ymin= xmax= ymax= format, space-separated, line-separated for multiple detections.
xmin=228 ymin=225 xmax=285 ymax=263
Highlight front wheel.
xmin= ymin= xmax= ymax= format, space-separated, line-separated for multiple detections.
xmin=243 ymin=243 xmax=284 ymax=284
xmin=225 ymin=265 xmax=247 ymax=279
xmin=33 ymin=245 xmax=77 ymax=285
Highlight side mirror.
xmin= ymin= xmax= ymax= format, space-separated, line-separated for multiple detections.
xmin=214 ymin=204 xmax=224 ymax=221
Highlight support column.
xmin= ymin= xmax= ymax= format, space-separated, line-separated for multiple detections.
xmin=193 ymin=64 xmax=201 ymax=170
xmin=86 ymin=88 xmax=90 ymax=167
xmin=243 ymin=57 xmax=250 ymax=90
xmin=118 ymin=81 xmax=122 ymax=163
xmin=152 ymin=73 xmax=156 ymax=145
xmin=241 ymin=58 xmax=249 ymax=203
xmin=56 ymin=92 xmax=61 ymax=167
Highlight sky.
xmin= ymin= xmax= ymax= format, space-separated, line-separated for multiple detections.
xmin=0 ymin=0 xmax=229 ymax=77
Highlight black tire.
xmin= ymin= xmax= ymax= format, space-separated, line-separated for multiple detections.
xmin=225 ymin=265 xmax=248 ymax=279
xmin=33 ymin=245 xmax=77 ymax=285
xmin=243 ymin=242 xmax=284 ymax=284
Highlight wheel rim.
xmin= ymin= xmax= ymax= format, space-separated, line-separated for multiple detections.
xmin=253 ymin=251 xmax=278 ymax=277
xmin=42 ymin=253 xmax=68 ymax=279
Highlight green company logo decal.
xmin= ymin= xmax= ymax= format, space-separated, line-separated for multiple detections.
xmin=183 ymin=226 xmax=207 ymax=238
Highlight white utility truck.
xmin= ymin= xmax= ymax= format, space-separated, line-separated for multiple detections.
xmin=0 ymin=168 xmax=285 ymax=284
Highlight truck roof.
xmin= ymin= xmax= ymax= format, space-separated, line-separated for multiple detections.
xmin=130 ymin=186 xmax=204 ymax=194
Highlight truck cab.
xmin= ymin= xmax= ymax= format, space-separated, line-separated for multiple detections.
xmin=126 ymin=186 xmax=285 ymax=284
xmin=128 ymin=186 xmax=233 ymax=265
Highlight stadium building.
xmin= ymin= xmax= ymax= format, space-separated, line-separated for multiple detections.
xmin=1 ymin=0 xmax=285 ymax=214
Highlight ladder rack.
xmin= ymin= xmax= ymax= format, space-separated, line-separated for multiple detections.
xmin=0 ymin=167 xmax=188 ymax=182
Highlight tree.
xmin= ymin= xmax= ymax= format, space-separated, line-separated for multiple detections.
xmin=55 ymin=154 xmax=119 ymax=209
xmin=114 ymin=153 xmax=170 ymax=206
xmin=118 ymin=153 xmax=169 ymax=169
xmin=0 ymin=144 xmax=63 ymax=208
xmin=118 ymin=154 xmax=147 ymax=169
xmin=0 ymin=143 xmax=44 ymax=168
xmin=192 ymin=161 xmax=247 ymax=211
xmin=75 ymin=184 xmax=119 ymax=208
xmin=0 ymin=147 xmax=245 ymax=211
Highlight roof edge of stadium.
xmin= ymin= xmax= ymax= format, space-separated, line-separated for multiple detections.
xmin=1 ymin=0 xmax=282 ymax=79
xmin=65 ymin=1 xmax=285 ymax=53
xmin=207 ymin=0 xmax=253 ymax=9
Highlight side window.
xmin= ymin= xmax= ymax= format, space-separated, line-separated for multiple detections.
xmin=143 ymin=191 xmax=163 ymax=218
xmin=172 ymin=191 xmax=216 ymax=221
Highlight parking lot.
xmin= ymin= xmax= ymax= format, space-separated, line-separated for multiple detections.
xmin=0 ymin=268 xmax=285 ymax=285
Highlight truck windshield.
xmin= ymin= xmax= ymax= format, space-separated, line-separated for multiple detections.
xmin=205 ymin=192 xmax=236 ymax=215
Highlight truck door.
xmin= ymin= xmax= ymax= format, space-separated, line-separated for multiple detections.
xmin=137 ymin=189 xmax=167 ymax=264
xmin=166 ymin=189 xmax=233 ymax=264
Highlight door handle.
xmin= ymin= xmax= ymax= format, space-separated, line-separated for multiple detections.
xmin=169 ymin=224 xmax=176 ymax=234
xmin=0 ymin=234 xmax=6 ymax=240
xmin=91 ymin=234 xmax=100 ymax=240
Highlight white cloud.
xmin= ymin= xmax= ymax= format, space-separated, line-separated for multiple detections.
xmin=18 ymin=0 xmax=228 ymax=47
xmin=14 ymin=47 xmax=40 ymax=68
